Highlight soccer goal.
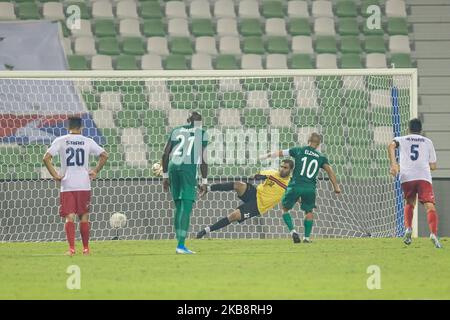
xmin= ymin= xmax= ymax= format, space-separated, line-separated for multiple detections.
xmin=0 ymin=69 xmax=417 ymax=242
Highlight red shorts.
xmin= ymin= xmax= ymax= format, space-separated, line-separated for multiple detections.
xmin=60 ymin=191 xmax=91 ymax=217
xmin=401 ymin=180 xmax=435 ymax=204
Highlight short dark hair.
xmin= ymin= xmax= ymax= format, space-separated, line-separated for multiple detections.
xmin=282 ymin=159 xmax=294 ymax=169
xmin=409 ymin=118 xmax=422 ymax=133
xmin=189 ymin=111 xmax=202 ymax=122
xmin=68 ymin=116 xmax=82 ymax=130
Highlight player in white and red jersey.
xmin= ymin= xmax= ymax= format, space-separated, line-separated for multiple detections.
xmin=43 ymin=116 xmax=108 ymax=256
xmin=388 ymin=118 xmax=441 ymax=248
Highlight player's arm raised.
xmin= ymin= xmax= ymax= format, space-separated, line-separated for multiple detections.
xmin=90 ymin=151 xmax=108 ymax=180
xmin=387 ymin=140 xmax=399 ymax=177
xmin=161 ymin=140 xmax=173 ymax=192
xmin=198 ymin=146 xmax=209 ymax=198
xmin=42 ymin=152 xmax=62 ymax=182
xmin=259 ymin=150 xmax=287 ymax=161
xmin=323 ymin=164 xmax=341 ymax=194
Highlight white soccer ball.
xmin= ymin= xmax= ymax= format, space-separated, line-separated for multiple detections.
xmin=110 ymin=213 xmax=127 ymax=229
xmin=152 ymin=162 xmax=163 ymax=177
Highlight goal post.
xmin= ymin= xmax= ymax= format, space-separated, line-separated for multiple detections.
xmin=0 ymin=68 xmax=418 ymax=242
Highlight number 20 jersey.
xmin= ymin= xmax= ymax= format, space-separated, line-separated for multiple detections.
xmin=47 ymin=134 xmax=105 ymax=192
xmin=394 ymin=134 xmax=437 ymax=184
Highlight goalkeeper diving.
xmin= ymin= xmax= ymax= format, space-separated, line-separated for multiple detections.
xmin=196 ymin=159 xmax=302 ymax=242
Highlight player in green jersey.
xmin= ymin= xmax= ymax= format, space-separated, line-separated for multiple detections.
xmin=261 ymin=132 xmax=341 ymax=242
xmin=162 ymin=111 xmax=208 ymax=254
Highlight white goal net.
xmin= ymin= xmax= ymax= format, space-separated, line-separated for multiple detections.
xmin=0 ymin=69 xmax=417 ymax=242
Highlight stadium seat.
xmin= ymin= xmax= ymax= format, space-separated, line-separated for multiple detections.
xmin=362 ymin=20 xmax=384 ymax=36
xmin=266 ymin=37 xmax=289 ymax=54
xmin=0 ymin=3 xmax=15 ymax=20
xmin=67 ymin=55 xmax=89 ymax=70
xmin=292 ymin=36 xmax=314 ymax=54
xmin=116 ymin=0 xmax=138 ymax=19
xmin=243 ymin=109 xmax=269 ymax=128
xmin=168 ymin=18 xmax=190 ymax=36
xmin=293 ymin=110 xmax=318 ymax=127
xmin=166 ymin=1 xmax=187 ymax=19
xmin=191 ymin=53 xmax=213 ymax=70
xmin=94 ymin=20 xmax=116 ymax=37
xmin=70 ymin=20 xmax=92 ymax=37
xmin=241 ymin=54 xmax=263 ymax=69
xmin=140 ymin=2 xmax=163 ymax=19
xmin=168 ymin=109 xmax=189 ymax=127
xmin=43 ymin=2 xmax=65 ymax=20
xmin=170 ymin=37 xmax=194 ymax=55
xmin=100 ymin=92 xmax=123 ymax=111
xmin=141 ymin=54 xmax=163 ymax=70
xmin=336 ymin=1 xmax=358 ymax=17
xmin=195 ymin=36 xmax=218 ymax=54
xmin=262 ymin=0 xmax=283 ymax=18
xmin=92 ymin=1 xmax=114 ymax=19
xmin=190 ymin=0 xmax=212 ymax=19
xmin=122 ymin=37 xmax=146 ymax=55
xmin=312 ymin=1 xmax=333 ymax=18
xmin=389 ymin=35 xmax=411 ymax=53
xmin=289 ymin=18 xmax=311 ymax=36
xmin=214 ymin=0 xmax=236 ymax=18
xmin=290 ymin=54 xmax=314 ymax=69
xmin=65 ymin=1 xmax=90 ymax=19
xmin=287 ymin=1 xmax=308 ymax=18
xmin=240 ymin=19 xmax=262 ymax=37
xmin=98 ymin=37 xmax=120 ymax=55
xmin=390 ymin=53 xmax=412 ymax=68
xmin=266 ymin=54 xmax=288 ymax=69
xmin=122 ymin=92 xmax=148 ymax=110
xmin=387 ymin=18 xmax=409 ymax=35
xmin=270 ymin=109 xmax=292 ymax=126
xmin=120 ymin=19 xmax=141 ymax=37
xmin=365 ymin=36 xmax=386 ymax=53
xmin=191 ymin=19 xmax=215 ymax=37
xmin=340 ymin=36 xmax=362 ymax=53
xmin=360 ymin=0 xmax=381 ymax=18
xmin=385 ymin=0 xmax=407 ymax=18
xmin=91 ymin=55 xmax=113 ymax=70
xmin=316 ymin=54 xmax=337 ymax=69
xmin=196 ymin=92 xmax=220 ymax=109
xmin=295 ymin=90 xmax=319 ymax=109
xmin=266 ymin=18 xmax=287 ymax=36
xmin=92 ymin=110 xmax=116 ymax=129
xmin=341 ymin=54 xmax=363 ymax=68
xmin=366 ymin=53 xmax=387 ymax=68
xmin=18 ymin=3 xmax=40 ymax=19
xmin=242 ymin=37 xmax=264 ymax=54
xmin=143 ymin=19 xmax=165 ymax=37
xmin=219 ymin=36 xmax=241 ymax=54
xmin=215 ymin=55 xmax=239 ymax=70
xmin=238 ymin=0 xmax=260 ymax=19
xmin=338 ymin=18 xmax=359 ymax=35
xmin=217 ymin=18 xmax=239 ymax=36
xmin=74 ymin=37 xmax=97 ymax=55
xmin=315 ymin=36 xmax=337 ymax=54
xmin=219 ymin=109 xmax=241 ymax=127
xmin=147 ymin=37 xmax=169 ymax=55
xmin=314 ymin=17 xmax=336 ymax=36
xmin=165 ymin=55 xmax=188 ymax=70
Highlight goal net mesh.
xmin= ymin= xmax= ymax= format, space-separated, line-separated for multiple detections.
xmin=0 ymin=72 xmax=413 ymax=241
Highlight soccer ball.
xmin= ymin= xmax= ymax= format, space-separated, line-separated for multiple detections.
xmin=152 ymin=162 xmax=163 ymax=177
xmin=110 ymin=213 xmax=127 ymax=229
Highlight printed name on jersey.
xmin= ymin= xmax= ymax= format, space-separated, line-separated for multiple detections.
xmin=304 ymin=149 xmax=320 ymax=158
xmin=66 ymin=140 xmax=85 ymax=146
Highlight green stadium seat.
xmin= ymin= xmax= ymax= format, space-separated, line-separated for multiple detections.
xmin=165 ymin=55 xmax=188 ymax=70
xmin=18 ymin=3 xmax=40 ymax=19
xmin=288 ymin=18 xmax=311 ymax=36
xmin=343 ymin=90 xmax=370 ymax=109
xmin=262 ymin=1 xmax=284 ymax=18
xmin=122 ymin=37 xmax=146 ymax=55
xmin=336 ymin=1 xmax=358 ymax=17
xmin=240 ymin=19 xmax=263 ymax=37
xmin=340 ymin=36 xmax=362 ymax=53
xmin=315 ymin=36 xmax=337 ymax=54
xmin=115 ymin=110 xmax=141 ymax=128
xmin=168 ymin=80 xmax=193 ymax=93
xmin=191 ymin=19 xmax=215 ymax=37
xmin=362 ymin=21 xmax=384 ymax=35
xmin=170 ymin=92 xmax=197 ymax=109
xmin=145 ymin=127 xmax=167 ymax=147
xmin=341 ymin=54 xmax=363 ymax=68
xmin=194 ymin=80 xmax=219 ymax=93
xmin=142 ymin=110 xmax=166 ymax=128
xmin=170 ymin=37 xmax=194 ymax=55
xmin=115 ymin=55 xmax=138 ymax=70
xmin=290 ymin=54 xmax=314 ymax=69
xmin=364 ymin=36 xmax=386 ymax=53
xmin=94 ymin=20 xmax=116 ymax=37
xmin=143 ymin=19 xmax=166 ymax=37
xmin=242 ymin=109 xmax=269 ymax=128
xmin=82 ymin=93 xmax=100 ymax=110
xmin=277 ymin=128 xmax=297 ymax=149
xmin=67 ymin=55 xmax=89 ymax=70
xmin=101 ymin=128 xmax=120 ymax=145
xmin=292 ymin=108 xmax=318 ymax=127
xmin=387 ymin=18 xmax=409 ymax=35
xmin=390 ymin=53 xmax=412 ymax=68
xmin=338 ymin=18 xmax=359 ymax=36
xmin=140 ymin=2 xmax=163 ymax=19
xmin=215 ymin=55 xmax=239 ymax=70
xmin=122 ymin=92 xmax=147 ymax=110
xmin=65 ymin=2 xmax=90 ymax=19
xmin=98 ymin=37 xmax=121 ymax=55
xmin=196 ymin=92 xmax=221 ymax=109
xmin=266 ymin=37 xmax=289 ymax=54
xmin=242 ymin=37 xmax=265 ymax=54
xmin=360 ymin=0 xmax=382 ymax=18
xmin=221 ymin=92 xmax=246 ymax=108
xmin=269 ymin=90 xmax=295 ymax=108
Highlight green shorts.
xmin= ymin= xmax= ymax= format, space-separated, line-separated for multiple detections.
xmin=281 ymin=184 xmax=316 ymax=213
xmin=169 ymin=168 xmax=197 ymax=201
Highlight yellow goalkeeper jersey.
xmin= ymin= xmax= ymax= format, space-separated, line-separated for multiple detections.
xmin=256 ymin=170 xmax=291 ymax=214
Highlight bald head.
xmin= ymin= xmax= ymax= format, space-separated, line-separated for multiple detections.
xmin=308 ymin=132 xmax=322 ymax=148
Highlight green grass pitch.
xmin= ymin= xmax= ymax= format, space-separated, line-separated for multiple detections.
xmin=1 ymin=238 xmax=449 ymax=300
